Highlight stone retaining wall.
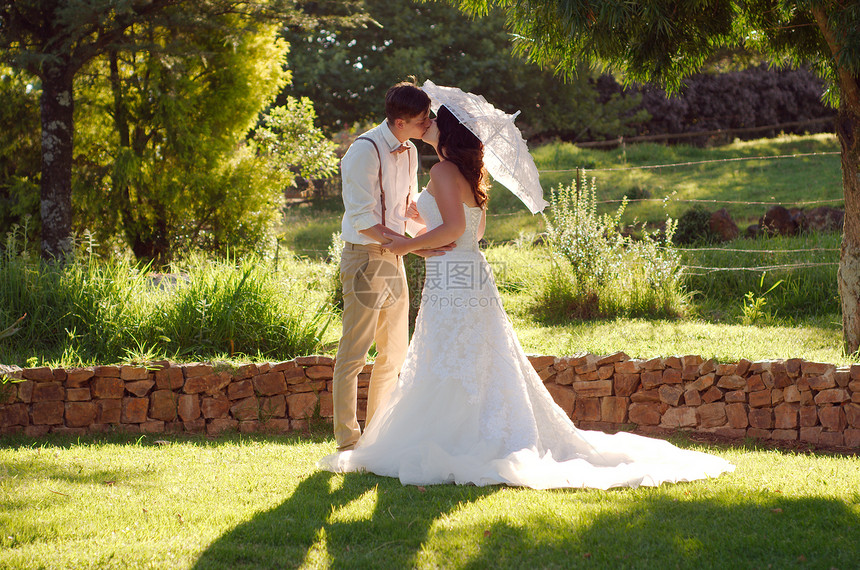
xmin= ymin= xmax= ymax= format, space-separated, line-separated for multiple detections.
xmin=1 ymin=353 xmax=858 ymax=448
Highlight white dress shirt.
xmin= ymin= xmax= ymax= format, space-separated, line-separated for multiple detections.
xmin=340 ymin=121 xmax=421 ymax=245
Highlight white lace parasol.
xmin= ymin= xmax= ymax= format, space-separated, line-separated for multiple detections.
xmin=422 ymin=80 xmax=548 ymax=214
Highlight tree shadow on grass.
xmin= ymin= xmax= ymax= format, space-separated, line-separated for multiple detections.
xmin=191 ymin=470 xmax=499 ymax=569
xmin=190 ymin=469 xmax=860 ymax=570
xmin=457 ymin=490 xmax=860 ymax=569
xmin=4 ymin=432 xmax=857 ymax=568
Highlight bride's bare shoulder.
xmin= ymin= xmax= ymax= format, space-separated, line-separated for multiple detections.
xmin=429 ymin=160 xmax=461 ymax=179
xmin=427 ymin=160 xmax=464 ymax=198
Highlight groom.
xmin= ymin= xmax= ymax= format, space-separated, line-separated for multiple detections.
xmin=333 ymin=80 xmax=435 ymax=451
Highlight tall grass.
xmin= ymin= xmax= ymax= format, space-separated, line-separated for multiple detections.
xmin=0 ymin=228 xmax=333 ymax=366
xmin=537 ymin=180 xmax=687 ymax=321
xmin=681 ymin=232 xmax=841 ymax=322
xmin=0 ymin=228 xmax=152 ymax=365
xmin=149 ymin=255 xmax=333 ymax=361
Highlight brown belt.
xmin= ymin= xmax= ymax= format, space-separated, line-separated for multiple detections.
xmin=344 ymin=242 xmax=393 ymax=254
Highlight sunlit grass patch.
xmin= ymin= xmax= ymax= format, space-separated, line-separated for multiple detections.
xmin=509 ymin=316 xmax=847 ymax=364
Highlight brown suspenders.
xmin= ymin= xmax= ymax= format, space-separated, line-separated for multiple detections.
xmin=355 ymin=136 xmax=411 ymax=230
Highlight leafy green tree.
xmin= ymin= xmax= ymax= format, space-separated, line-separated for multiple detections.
xmin=0 ymin=0 xmax=175 ymax=259
xmin=453 ymin=0 xmax=860 ymax=352
xmin=73 ymin=17 xmax=302 ymax=263
xmin=252 ymin=97 xmax=339 ymax=187
xmin=0 ymin=0 xmax=307 ymax=260
xmin=282 ymin=0 xmax=646 ymax=140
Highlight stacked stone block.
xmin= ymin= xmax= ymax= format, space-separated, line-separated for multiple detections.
xmin=531 ymin=353 xmax=860 ymax=448
xmin=1 ymin=353 xmax=858 ymax=448
xmin=0 ymin=356 xmax=341 ymax=437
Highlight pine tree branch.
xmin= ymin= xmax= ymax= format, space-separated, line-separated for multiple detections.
xmin=811 ymin=4 xmax=860 ymax=111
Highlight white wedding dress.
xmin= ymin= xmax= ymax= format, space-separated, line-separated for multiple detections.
xmin=319 ymin=191 xmax=734 ymax=489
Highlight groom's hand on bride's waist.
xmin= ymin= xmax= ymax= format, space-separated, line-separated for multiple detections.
xmin=359 ymin=224 xmax=400 ymax=244
xmin=378 ymin=226 xmax=404 ymax=240
xmin=413 ymin=242 xmax=455 ymax=258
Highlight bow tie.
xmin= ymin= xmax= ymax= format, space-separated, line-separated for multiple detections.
xmin=391 ymin=143 xmax=410 ymax=155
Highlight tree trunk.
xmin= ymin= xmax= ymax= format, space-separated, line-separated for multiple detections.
xmin=107 ymin=49 xmax=172 ymax=264
xmin=39 ymin=60 xmax=75 ymax=261
xmin=109 ymin=50 xmax=131 ymax=149
xmin=837 ymin=100 xmax=860 ymax=354
xmin=108 ymin=50 xmax=140 ymax=253
xmin=811 ymin=7 xmax=860 ymax=354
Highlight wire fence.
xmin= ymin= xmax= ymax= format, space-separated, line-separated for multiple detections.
xmin=568 ymin=117 xmax=835 ymax=148
xmin=484 ymin=195 xmax=844 ymax=216
xmin=674 ymin=246 xmax=839 ymax=253
xmin=682 ymin=262 xmax=838 ymax=277
xmin=287 ymin=246 xmax=842 ymax=277
xmin=485 ymin=146 xmax=844 ymax=214
xmin=538 ymin=146 xmax=842 ymax=274
xmin=539 ymin=150 xmax=840 ymax=173
xmin=301 ymin=138 xmax=845 ymax=277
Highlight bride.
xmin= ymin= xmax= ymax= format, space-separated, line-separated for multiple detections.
xmin=318 ymin=94 xmax=734 ymax=490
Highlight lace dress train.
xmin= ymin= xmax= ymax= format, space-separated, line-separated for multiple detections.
xmin=319 ymin=191 xmax=734 ymax=489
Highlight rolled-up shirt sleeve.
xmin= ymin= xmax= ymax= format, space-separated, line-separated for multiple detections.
xmin=341 ymin=141 xmax=381 ymax=233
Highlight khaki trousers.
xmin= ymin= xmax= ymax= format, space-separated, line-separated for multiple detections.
xmin=333 ymin=243 xmax=409 ymax=450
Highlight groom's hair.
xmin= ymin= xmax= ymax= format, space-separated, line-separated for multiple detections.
xmin=385 ymin=78 xmax=430 ymax=122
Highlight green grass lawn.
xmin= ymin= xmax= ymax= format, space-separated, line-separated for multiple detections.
xmin=533 ymin=133 xmax=843 ymax=228
xmin=1 ymin=432 xmax=857 ymax=569
xmin=510 ymin=317 xmax=847 ymax=365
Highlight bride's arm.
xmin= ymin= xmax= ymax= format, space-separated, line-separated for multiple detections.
xmin=406 ymin=199 xmax=426 ymax=228
xmin=383 ymin=162 xmax=466 ymax=255
xmin=379 ymin=224 xmax=452 ymax=257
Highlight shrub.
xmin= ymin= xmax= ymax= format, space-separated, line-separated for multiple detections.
xmin=674 ymin=206 xmax=720 ymax=245
xmin=621 ymin=64 xmax=833 ymax=145
xmin=543 ymin=179 xmax=628 ymax=288
xmin=589 ymin=64 xmax=833 ymax=146
xmin=538 ymin=180 xmax=687 ymax=321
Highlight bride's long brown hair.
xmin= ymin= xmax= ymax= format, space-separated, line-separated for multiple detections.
xmin=436 ymin=105 xmax=489 ymax=209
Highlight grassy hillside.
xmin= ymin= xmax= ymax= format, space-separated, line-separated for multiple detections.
xmin=533 ymin=133 xmax=842 ymax=226
xmin=283 ymin=133 xmax=843 ymax=255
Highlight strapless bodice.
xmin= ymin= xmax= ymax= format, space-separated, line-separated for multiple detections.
xmin=416 ymin=191 xmax=483 ymax=252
